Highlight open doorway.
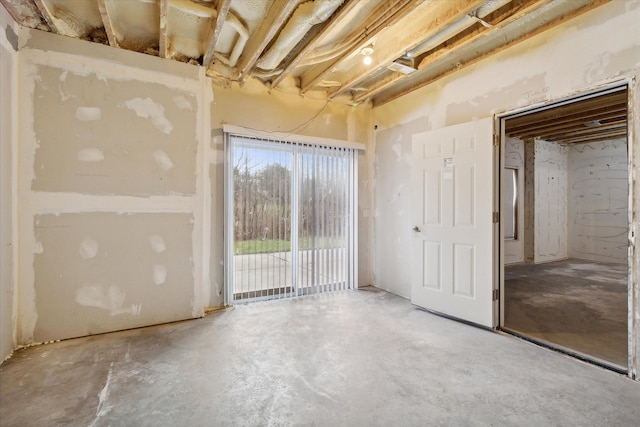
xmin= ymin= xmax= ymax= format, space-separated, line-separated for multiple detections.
xmin=499 ymin=85 xmax=630 ymax=371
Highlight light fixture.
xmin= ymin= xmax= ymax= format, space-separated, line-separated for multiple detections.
xmin=360 ymin=45 xmax=374 ymax=65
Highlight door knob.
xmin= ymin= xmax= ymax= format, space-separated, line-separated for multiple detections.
xmin=413 ymin=226 xmax=421 ymax=232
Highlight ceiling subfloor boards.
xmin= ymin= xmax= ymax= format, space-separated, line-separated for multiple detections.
xmin=505 ymin=90 xmax=628 ymax=144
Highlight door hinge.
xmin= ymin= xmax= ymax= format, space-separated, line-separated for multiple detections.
xmin=492 ymin=289 xmax=499 ymax=301
xmin=492 ymin=212 xmax=499 ymax=223
xmin=493 ymin=134 xmax=499 ymax=147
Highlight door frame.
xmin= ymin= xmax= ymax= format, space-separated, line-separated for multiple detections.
xmin=495 ymin=78 xmax=636 ymax=379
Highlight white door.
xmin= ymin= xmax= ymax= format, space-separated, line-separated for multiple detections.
xmin=411 ymin=118 xmax=495 ymax=327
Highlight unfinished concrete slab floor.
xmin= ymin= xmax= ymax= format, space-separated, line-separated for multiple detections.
xmin=504 ymin=259 xmax=628 ymax=368
xmin=1 ymin=287 xmax=639 ymax=426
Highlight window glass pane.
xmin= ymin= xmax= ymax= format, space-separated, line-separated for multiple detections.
xmin=504 ymin=168 xmax=517 ymax=240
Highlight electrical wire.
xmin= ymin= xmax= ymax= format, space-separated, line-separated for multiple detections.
xmin=231 ymin=98 xmax=331 ymax=138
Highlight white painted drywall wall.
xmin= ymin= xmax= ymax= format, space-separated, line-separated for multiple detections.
xmin=568 ymin=138 xmax=628 ymax=263
xmin=534 ymin=139 xmax=569 ymax=263
xmin=17 ymin=29 xmax=209 ymax=344
xmin=504 ymin=137 xmax=525 ymax=265
xmin=0 ymin=6 xmax=19 ymax=362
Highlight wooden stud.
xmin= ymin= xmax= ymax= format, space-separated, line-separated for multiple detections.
xmin=159 ymin=0 xmax=168 ymax=58
xmin=97 ymin=0 xmax=119 ymax=47
xmin=203 ymin=0 xmax=232 ymax=68
xmin=32 ymin=0 xmax=58 ymax=33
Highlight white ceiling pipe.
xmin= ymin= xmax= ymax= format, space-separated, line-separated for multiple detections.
xmin=213 ymin=12 xmax=248 ymax=67
xmin=408 ymin=0 xmax=511 ymax=58
xmin=256 ymin=0 xmax=344 ymax=71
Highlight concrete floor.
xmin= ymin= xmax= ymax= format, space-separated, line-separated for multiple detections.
xmin=1 ymin=287 xmax=639 ymax=426
xmin=504 ymin=259 xmax=628 ymax=368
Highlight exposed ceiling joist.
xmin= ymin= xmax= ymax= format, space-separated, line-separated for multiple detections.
xmin=299 ymin=0 xmax=419 ymax=94
xmin=329 ymin=0 xmax=486 ymax=99
xmin=32 ymin=0 xmax=57 ymax=33
xmin=1 ymin=0 xmax=616 ymax=106
xmin=236 ymin=0 xmax=299 ymax=82
xmin=159 ymin=0 xmax=168 ymax=58
xmin=357 ymin=0 xmax=553 ymax=104
xmin=372 ymin=0 xmax=611 ymax=106
xmin=97 ymin=0 xmax=118 ymax=48
xmin=509 ymin=107 xmax=627 ymax=137
xmin=505 ymin=88 xmax=627 ymax=144
xmin=271 ymin=0 xmax=360 ymax=89
xmin=203 ymin=0 xmax=231 ymax=68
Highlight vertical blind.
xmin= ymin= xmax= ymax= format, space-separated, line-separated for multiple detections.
xmin=225 ymin=133 xmax=358 ymax=304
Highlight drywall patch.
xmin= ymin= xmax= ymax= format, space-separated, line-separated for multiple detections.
xmin=172 ymin=95 xmax=193 ymax=110
xmin=77 ymin=148 xmax=105 ymax=162
xmin=121 ymin=97 xmax=174 ymax=134
xmin=75 ymin=285 xmax=142 ymax=316
xmin=79 ymin=238 xmax=98 ymax=259
xmin=149 ymin=235 xmax=166 ymax=253
xmin=153 ymin=265 xmax=167 ymax=285
xmin=154 ymin=150 xmax=174 ymax=171
xmin=75 ymin=107 xmax=102 ymax=121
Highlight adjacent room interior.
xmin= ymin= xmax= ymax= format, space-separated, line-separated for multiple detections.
xmin=0 ymin=0 xmax=639 ymax=425
xmin=501 ymin=87 xmax=630 ymax=370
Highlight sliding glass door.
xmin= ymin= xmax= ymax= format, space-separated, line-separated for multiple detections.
xmin=225 ymin=134 xmax=357 ymax=303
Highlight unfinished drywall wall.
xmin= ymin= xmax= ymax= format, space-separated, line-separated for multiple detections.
xmin=17 ymin=29 xmax=209 ymax=344
xmin=504 ymin=137 xmax=525 ymax=265
xmin=534 ymin=139 xmax=568 ymax=263
xmin=208 ymin=81 xmax=372 ymax=300
xmin=0 ymin=6 xmax=18 ymax=362
xmin=568 ymin=138 xmax=628 ymax=264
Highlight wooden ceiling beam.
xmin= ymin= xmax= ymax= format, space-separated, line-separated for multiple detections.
xmin=508 ymin=110 xmax=627 ymax=138
xmin=355 ymin=0 xmax=551 ymax=104
xmin=236 ymin=0 xmax=299 ymax=82
xmin=506 ymin=105 xmax=627 ymax=135
xmin=519 ymin=120 xmax=627 ymax=140
xmin=159 ymin=0 xmax=168 ymax=58
xmin=372 ymin=0 xmax=611 ymax=107
xmin=553 ymin=129 xmax=627 ymax=145
xmin=32 ymin=0 xmax=58 ymax=33
xmin=328 ymin=0 xmax=485 ymax=99
xmin=203 ymin=0 xmax=231 ymax=68
xmin=299 ymin=0 xmax=418 ymax=94
xmin=271 ymin=0 xmax=360 ymax=89
xmin=97 ymin=0 xmax=119 ymax=47
xmin=505 ymin=92 xmax=626 ymax=129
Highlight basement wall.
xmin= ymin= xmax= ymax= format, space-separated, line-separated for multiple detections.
xmin=372 ymin=1 xmax=639 ymax=377
xmin=534 ymin=139 xmax=568 ymax=264
xmin=568 ymin=138 xmax=628 ymax=264
xmin=3 ymin=25 xmax=370 ymax=351
xmin=0 ymin=6 xmax=19 ymax=361
xmin=17 ymin=29 xmax=209 ymax=344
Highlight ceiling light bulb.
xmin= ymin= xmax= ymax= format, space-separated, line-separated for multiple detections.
xmin=363 ymin=55 xmax=372 ymax=65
